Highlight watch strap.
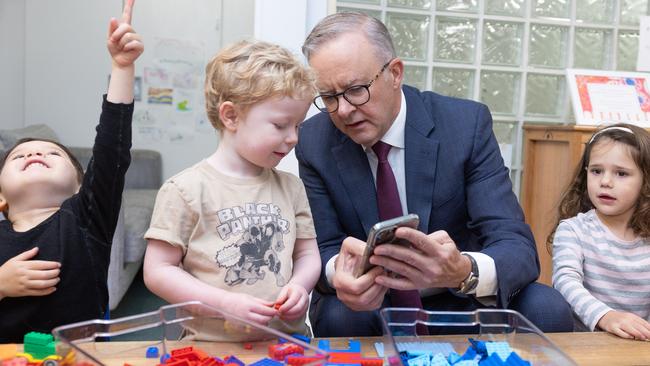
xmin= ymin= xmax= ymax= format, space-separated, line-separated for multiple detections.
xmin=457 ymin=253 xmax=479 ymax=294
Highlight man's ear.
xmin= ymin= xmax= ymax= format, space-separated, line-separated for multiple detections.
xmin=388 ymin=58 xmax=404 ymax=89
xmin=219 ymin=101 xmax=239 ymax=132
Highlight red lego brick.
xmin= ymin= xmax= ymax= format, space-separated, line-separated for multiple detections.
xmin=268 ymin=343 xmax=304 ymax=361
xmin=285 ymin=355 xmax=325 ymax=366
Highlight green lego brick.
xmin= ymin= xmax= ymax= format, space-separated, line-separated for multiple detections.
xmin=23 ymin=332 xmax=57 ymax=359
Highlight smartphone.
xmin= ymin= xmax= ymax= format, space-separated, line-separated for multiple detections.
xmin=352 ymin=213 xmax=420 ymax=278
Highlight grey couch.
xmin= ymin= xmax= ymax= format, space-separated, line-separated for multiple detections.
xmin=0 ymin=124 xmax=161 ymax=310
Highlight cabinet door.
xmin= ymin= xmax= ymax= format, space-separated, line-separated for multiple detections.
xmin=522 ymin=126 xmax=592 ymax=285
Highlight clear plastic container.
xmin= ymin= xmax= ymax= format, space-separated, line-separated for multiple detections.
xmin=380 ymin=308 xmax=577 ymax=366
xmin=52 ymin=301 xmax=329 ymax=366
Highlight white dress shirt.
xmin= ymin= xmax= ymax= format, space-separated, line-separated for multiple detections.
xmin=325 ymin=91 xmax=498 ymax=301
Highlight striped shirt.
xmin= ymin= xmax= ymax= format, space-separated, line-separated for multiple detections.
xmin=552 ymin=209 xmax=650 ymax=330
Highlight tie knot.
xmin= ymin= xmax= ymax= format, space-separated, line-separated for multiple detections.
xmin=372 ymin=140 xmax=392 ymax=161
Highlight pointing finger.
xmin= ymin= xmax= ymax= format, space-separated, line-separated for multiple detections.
xmin=121 ymin=0 xmax=134 ymax=25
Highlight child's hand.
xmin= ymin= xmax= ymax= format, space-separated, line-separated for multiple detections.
xmin=0 ymin=247 xmax=60 ymax=300
xmin=107 ymin=0 xmax=143 ymax=68
xmin=221 ymin=292 xmax=277 ymax=326
xmin=597 ymin=310 xmax=650 ymax=340
xmin=274 ymin=283 xmax=309 ymax=321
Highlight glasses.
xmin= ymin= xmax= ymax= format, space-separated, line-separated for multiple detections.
xmin=313 ymin=60 xmax=392 ymax=113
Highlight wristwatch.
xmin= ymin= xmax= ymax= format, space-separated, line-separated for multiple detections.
xmin=457 ymin=253 xmax=479 ymax=294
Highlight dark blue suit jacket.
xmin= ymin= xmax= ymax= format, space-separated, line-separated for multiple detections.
xmin=295 ymin=85 xmax=539 ymax=307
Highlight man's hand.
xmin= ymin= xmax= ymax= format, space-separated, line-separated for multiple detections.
xmin=332 ymin=236 xmax=388 ymax=311
xmin=371 ymin=228 xmax=470 ymax=290
xmin=107 ymin=0 xmax=143 ymax=68
xmin=0 ymin=247 xmax=60 ymax=300
xmin=597 ymin=310 xmax=650 ymax=340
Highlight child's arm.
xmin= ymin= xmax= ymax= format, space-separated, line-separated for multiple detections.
xmin=73 ymin=0 xmax=143 ymax=275
xmin=106 ymin=0 xmax=142 ymax=104
xmin=552 ymin=221 xmax=613 ymax=329
xmin=143 ymin=239 xmax=278 ymax=325
xmin=0 ymin=248 xmax=60 ymax=301
xmin=275 ymin=238 xmax=320 ymax=320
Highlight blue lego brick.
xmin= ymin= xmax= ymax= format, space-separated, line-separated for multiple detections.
xmin=160 ymin=353 xmax=171 ymax=364
xmin=406 ymin=354 xmax=430 ymax=366
xmin=430 ymin=354 xmax=450 ymax=366
xmin=478 ymin=353 xmax=505 ymax=366
xmin=318 ymin=339 xmax=361 ymax=353
xmin=503 ymin=352 xmax=531 ymax=366
xmin=484 ymin=342 xmax=513 ymax=362
xmin=249 ymin=358 xmax=284 ymax=366
xmin=224 ymin=355 xmax=245 ymax=366
xmin=447 ymin=352 xmax=461 ymax=365
xmin=468 ymin=339 xmax=487 ymax=357
xmin=373 ymin=342 xmax=455 ymax=357
xmin=459 ymin=346 xmax=479 ymax=362
xmin=146 ymin=346 xmax=160 ymax=358
xmin=453 ymin=360 xmax=480 ymax=366
xmin=291 ymin=333 xmax=311 ymax=344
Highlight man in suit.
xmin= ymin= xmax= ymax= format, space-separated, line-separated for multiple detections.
xmin=295 ymin=12 xmax=573 ymax=337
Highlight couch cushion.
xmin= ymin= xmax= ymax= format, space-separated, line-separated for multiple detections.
xmin=123 ymin=189 xmax=158 ymax=263
xmin=0 ymin=124 xmax=59 ymax=151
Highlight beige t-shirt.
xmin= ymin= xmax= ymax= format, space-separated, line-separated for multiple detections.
xmin=145 ymin=160 xmax=316 ymax=341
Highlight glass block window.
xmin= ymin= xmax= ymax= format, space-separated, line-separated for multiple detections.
xmin=336 ymin=0 xmax=650 ymax=197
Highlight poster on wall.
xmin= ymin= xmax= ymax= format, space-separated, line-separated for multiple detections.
xmin=134 ymin=37 xmax=208 ymax=144
xmin=566 ymin=69 xmax=650 ymax=127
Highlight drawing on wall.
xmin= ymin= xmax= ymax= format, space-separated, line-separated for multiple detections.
xmin=134 ymin=38 xmax=206 ymax=143
xmin=147 ymin=87 xmax=173 ymax=105
xmin=567 ymin=69 xmax=650 ymax=127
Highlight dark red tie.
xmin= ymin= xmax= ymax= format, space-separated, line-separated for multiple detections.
xmin=372 ymin=141 xmax=424 ymax=311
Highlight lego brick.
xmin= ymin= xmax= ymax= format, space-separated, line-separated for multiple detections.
xmin=318 ymin=340 xmax=361 ymax=353
xmin=248 ymin=358 xmax=283 ymax=366
xmin=146 ymin=347 xmax=160 ymax=359
xmin=484 ymin=342 xmax=512 ymax=362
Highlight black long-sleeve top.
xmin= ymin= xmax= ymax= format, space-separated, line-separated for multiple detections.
xmin=0 ymin=97 xmax=132 ymax=342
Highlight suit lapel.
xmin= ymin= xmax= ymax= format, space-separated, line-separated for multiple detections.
xmin=404 ymin=87 xmax=438 ymax=232
xmin=332 ymin=137 xmax=378 ymax=235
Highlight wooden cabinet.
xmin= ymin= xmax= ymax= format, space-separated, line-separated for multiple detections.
xmin=521 ymin=125 xmax=599 ymax=285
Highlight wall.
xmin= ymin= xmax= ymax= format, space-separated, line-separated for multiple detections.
xmin=1 ymin=0 xmax=327 ymax=178
xmin=253 ymin=0 xmax=328 ymax=176
xmin=0 ymin=0 xmax=25 ymax=130
xmin=4 ymin=0 xmax=254 ymax=179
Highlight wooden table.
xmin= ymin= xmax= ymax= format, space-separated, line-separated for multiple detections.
xmin=56 ymin=333 xmax=650 ymax=366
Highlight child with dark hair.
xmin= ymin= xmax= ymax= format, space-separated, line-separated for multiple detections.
xmin=550 ymin=123 xmax=650 ymax=340
xmin=0 ymin=0 xmax=143 ymax=342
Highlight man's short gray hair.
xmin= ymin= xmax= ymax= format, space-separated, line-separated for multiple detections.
xmin=302 ymin=12 xmax=396 ymax=63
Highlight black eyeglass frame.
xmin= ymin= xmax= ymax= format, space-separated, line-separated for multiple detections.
xmin=313 ymin=59 xmax=393 ymax=113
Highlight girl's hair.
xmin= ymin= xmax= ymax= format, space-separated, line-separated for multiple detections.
xmin=302 ymin=11 xmax=396 ymax=63
xmin=1 ymin=138 xmax=84 ymax=183
xmin=546 ymin=123 xmax=650 ymax=251
xmin=204 ymin=39 xmax=316 ymax=131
